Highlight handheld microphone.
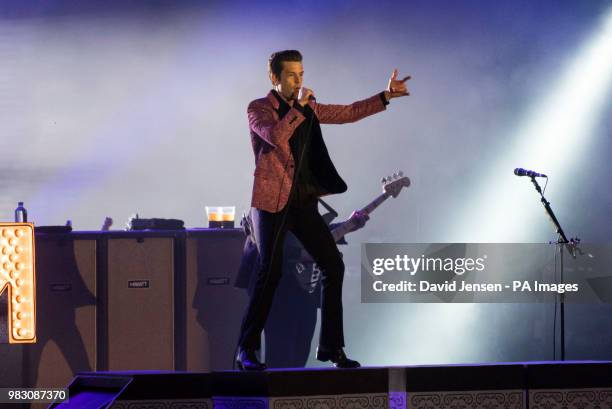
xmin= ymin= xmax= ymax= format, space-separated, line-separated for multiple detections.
xmin=297 ymin=88 xmax=316 ymax=102
xmin=514 ymin=168 xmax=547 ymax=178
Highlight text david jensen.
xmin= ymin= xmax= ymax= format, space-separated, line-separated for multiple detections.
xmin=373 ymin=280 xmax=579 ymax=294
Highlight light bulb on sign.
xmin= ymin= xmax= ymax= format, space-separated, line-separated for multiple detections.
xmin=0 ymin=222 xmax=36 ymax=344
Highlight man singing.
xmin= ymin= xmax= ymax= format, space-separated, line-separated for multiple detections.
xmin=236 ymin=49 xmax=410 ymax=370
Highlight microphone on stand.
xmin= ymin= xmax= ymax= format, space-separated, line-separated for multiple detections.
xmin=514 ymin=168 xmax=548 ymax=178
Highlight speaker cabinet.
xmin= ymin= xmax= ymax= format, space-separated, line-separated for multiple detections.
xmin=186 ymin=230 xmax=247 ymax=371
xmin=106 ymin=237 xmax=174 ymax=370
xmin=20 ymin=235 xmax=97 ymax=409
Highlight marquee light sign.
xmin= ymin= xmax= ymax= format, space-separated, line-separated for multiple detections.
xmin=0 ymin=223 xmax=36 ymax=343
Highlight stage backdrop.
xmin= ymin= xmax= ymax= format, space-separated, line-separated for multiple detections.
xmin=1 ymin=0 xmax=611 ymax=366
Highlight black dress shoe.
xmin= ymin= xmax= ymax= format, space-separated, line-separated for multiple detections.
xmin=236 ymin=348 xmax=267 ymax=371
xmin=316 ymin=346 xmax=361 ymax=368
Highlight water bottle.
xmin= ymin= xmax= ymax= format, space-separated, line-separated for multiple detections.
xmin=14 ymin=202 xmax=27 ymax=223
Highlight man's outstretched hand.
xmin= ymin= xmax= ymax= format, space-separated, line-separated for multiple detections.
xmin=384 ymin=69 xmax=411 ymax=101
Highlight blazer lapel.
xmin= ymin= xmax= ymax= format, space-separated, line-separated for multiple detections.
xmin=266 ymin=90 xmax=280 ymax=110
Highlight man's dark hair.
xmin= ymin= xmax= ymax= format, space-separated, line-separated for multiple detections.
xmin=268 ymin=50 xmax=302 ymax=79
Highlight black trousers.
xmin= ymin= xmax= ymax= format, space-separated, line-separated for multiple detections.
xmin=265 ymin=267 xmax=320 ymax=368
xmin=237 ymin=198 xmax=345 ymax=351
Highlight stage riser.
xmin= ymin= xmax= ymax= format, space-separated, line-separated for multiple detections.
xmin=530 ymin=389 xmax=612 ymax=409
xmin=109 ymin=399 xmax=212 ymax=409
xmin=213 ymin=392 xmax=525 ymax=409
xmin=407 ymin=391 xmax=524 ymax=409
xmin=214 ymin=393 xmax=404 ymax=409
xmin=213 ymin=391 xmax=612 ymax=409
xmin=212 ymin=390 xmax=612 ymax=409
xmin=49 ymin=362 xmax=612 ymax=409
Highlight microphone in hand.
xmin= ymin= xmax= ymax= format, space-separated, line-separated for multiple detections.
xmin=297 ymin=87 xmax=315 ymax=106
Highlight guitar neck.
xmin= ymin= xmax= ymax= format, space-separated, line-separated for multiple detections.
xmin=331 ymin=192 xmax=390 ymax=242
xmin=361 ymin=192 xmax=390 ymax=215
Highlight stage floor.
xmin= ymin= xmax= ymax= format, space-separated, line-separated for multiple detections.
xmin=48 ymin=360 xmax=612 ymax=409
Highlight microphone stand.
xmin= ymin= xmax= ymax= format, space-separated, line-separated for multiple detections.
xmin=527 ymin=176 xmax=577 ymax=361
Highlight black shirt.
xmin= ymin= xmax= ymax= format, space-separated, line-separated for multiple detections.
xmin=272 ymin=91 xmax=320 ymax=204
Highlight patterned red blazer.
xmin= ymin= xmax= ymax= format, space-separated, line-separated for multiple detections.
xmin=248 ymin=90 xmax=387 ymax=213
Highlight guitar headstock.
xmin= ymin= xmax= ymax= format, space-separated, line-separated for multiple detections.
xmin=381 ymin=171 xmax=411 ymax=198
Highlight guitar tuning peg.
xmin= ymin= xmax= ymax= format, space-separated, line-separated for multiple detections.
xmin=381 ymin=177 xmax=387 ymax=183
xmin=392 ymin=173 xmax=398 ymax=179
xmin=398 ymin=171 xmax=403 ymax=177
xmin=387 ymin=175 xmax=392 ymax=182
